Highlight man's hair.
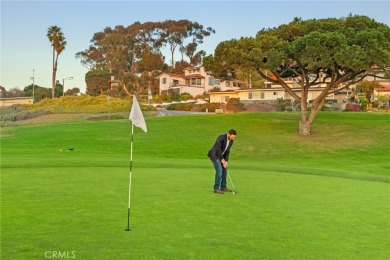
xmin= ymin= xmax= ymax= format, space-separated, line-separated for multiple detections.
xmin=228 ymin=129 xmax=237 ymax=135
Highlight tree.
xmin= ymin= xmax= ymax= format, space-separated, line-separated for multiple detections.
xmin=76 ymin=22 xmax=160 ymax=78
xmin=160 ymin=20 xmax=189 ymax=68
xmin=0 ymin=85 xmax=7 ymax=98
xmin=356 ymin=80 xmax=381 ymax=103
xmin=136 ymin=51 xmax=164 ymax=73
xmin=170 ymin=60 xmax=190 ymax=74
xmin=205 ymin=16 xmax=390 ymax=135
xmin=77 ymin=20 xmax=215 ymax=99
xmin=7 ymin=87 xmax=25 ymax=97
xmin=85 ymin=69 xmax=111 ymax=96
xmin=181 ymin=22 xmax=215 ymax=66
xmin=24 ymin=84 xmax=51 ymax=100
xmin=47 ymin=26 xmax=67 ymax=98
xmin=65 ymin=88 xmax=81 ymax=96
xmin=77 ymin=20 xmax=214 ymax=74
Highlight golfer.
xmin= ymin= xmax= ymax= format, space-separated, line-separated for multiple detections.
xmin=207 ymin=129 xmax=237 ymax=194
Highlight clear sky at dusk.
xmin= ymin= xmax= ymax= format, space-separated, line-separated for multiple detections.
xmin=1 ymin=0 xmax=389 ymax=93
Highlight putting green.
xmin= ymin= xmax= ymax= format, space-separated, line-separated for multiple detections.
xmin=1 ymin=112 xmax=389 ymax=259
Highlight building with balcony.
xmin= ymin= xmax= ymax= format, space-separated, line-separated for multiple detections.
xmin=157 ymin=66 xmax=244 ymax=97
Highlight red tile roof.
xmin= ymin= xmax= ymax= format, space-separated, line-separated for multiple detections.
xmin=375 ymin=86 xmax=390 ymax=92
xmin=183 ymin=74 xmax=205 ymax=79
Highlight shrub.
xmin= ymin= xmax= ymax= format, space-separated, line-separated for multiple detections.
xmin=192 ymin=103 xmax=222 ymax=112
xmin=179 ymin=92 xmax=193 ymax=101
xmin=245 ymin=103 xmax=277 ymax=112
xmin=345 ymin=103 xmax=362 ymax=112
xmin=276 ymin=98 xmax=288 ymax=111
xmin=167 ymin=103 xmax=194 ymax=111
xmin=0 ymin=105 xmax=50 ymax=124
xmin=225 ymin=98 xmax=245 ymax=112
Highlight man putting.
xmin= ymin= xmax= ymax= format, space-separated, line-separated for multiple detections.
xmin=207 ymin=129 xmax=237 ymax=194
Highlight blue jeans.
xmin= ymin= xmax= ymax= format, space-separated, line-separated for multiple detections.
xmin=212 ymin=159 xmax=227 ymax=190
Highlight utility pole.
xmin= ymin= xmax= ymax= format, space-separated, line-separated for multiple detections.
xmin=62 ymin=77 xmax=73 ymax=96
xmin=30 ymin=69 xmax=35 ymax=103
xmin=148 ymin=71 xmax=152 ymax=106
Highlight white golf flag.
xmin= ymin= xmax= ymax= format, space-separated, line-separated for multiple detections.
xmin=129 ymin=96 xmax=147 ymax=132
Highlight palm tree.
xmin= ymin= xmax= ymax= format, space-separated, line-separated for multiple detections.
xmin=47 ymin=26 xmax=67 ymax=98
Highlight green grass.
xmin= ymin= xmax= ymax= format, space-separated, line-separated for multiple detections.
xmin=1 ymin=112 xmax=390 ymax=259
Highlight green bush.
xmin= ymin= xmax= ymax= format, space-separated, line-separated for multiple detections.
xmin=180 ymin=92 xmax=193 ymax=101
xmin=167 ymin=103 xmax=194 ymax=111
xmin=276 ymin=98 xmax=288 ymax=111
xmin=192 ymin=103 xmax=222 ymax=112
xmin=245 ymin=102 xmax=277 ymax=112
xmin=225 ymin=98 xmax=245 ymax=112
xmin=166 ymin=102 xmax=223 ymax=112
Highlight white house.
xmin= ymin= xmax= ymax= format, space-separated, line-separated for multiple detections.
xmin=157 ymin=66 xmax=244 ymax=97
xmin=0 ymin=97 xmax=34 ymax=106
xmin=209 ymin=82 xmax=335 ymax=104
xmin=157 ymin=68 xmax=340 ymax=104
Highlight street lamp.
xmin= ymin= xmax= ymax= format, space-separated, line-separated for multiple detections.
xmin=148 ymin=71 xmax=152 ymax=106
xmin=148 ymin=70 xmax=161 ymax=106
xmin=30 ymin=69 xmax=35 ymax=103
xmin=62 ymin=77 xmax=73 ymax=96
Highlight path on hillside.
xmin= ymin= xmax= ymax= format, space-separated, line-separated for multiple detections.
xmin=157 ymin=108 xmax=209 ymax=116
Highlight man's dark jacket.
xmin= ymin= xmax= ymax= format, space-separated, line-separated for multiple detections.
xmin=207 ymin=134 xmax=234 ymax=162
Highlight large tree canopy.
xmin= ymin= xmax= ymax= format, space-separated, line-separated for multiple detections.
xmin=76 ymin=20 xmax=214 ymax=96
xmin=204 ymin=15 xmax=390 ymax=135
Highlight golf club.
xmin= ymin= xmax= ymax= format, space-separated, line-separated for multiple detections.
xmin=227 ymin=169 xmax=237 ymax=194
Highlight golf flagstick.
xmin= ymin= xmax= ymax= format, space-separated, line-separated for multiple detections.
xmin=125 ymin=123 xmax=134 ymax=231
xmin=126 ymin=96 xmax=147 ymax=231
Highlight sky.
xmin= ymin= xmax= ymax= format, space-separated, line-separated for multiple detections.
xmin=1 ymin=0 xmax=390 ymax=94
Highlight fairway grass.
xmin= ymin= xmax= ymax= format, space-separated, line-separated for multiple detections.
xmin=1 ymin=112 xmax=389 ymax=259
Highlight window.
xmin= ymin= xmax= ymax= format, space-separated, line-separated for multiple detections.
xmin=250 ymin=92 xmax=261 ymax=99
xmin=208 ymin=77 xmax=214 ymax=86
xmin=191 ymin=78 xmax=201 ymax=85
xmin=261 ymin=92 xmax=265 ymax=99
xmin=215 ymin=80 xmax=220 ymax=85
xmin=273 ymin=92 xmax=278 ymax=95
xmin=222 ymin=96 xmax=229 ymax=102
xmin=162 ymin=78 xmax=167 ymax=84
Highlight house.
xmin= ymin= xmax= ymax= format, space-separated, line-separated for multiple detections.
xmin=374 ymin=84 xmax=390 ymax=106
xmin=209 ymin=79 xmax=335 ymax=104
xmin=157 ymin=66 xmax=244 ymax=97
xmin=158 ymin=67 xmax=388 ymax=105
xmin=0 ymin=97 xmax=34 ymax=106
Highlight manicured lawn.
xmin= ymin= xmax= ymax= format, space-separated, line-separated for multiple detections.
xmin=1 ymin=112 xmax=389 ymax=259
